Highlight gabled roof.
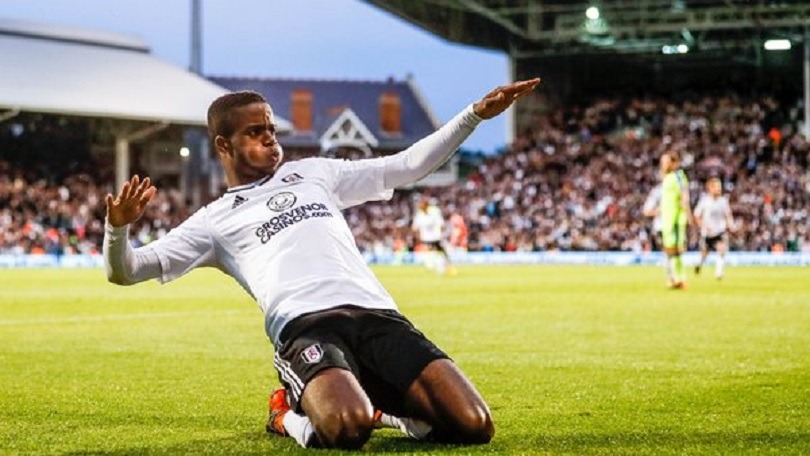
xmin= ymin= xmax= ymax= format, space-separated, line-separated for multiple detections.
xmin=0 ymin=18 xmax=288 ymax=129
xmin=208 ymin=76 xmax=440 ymax=150
xmin=320 ymin=108 xmax=379 ymax=151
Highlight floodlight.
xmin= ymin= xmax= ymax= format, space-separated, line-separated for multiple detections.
xmin=764 ymin=39 xmax=791 ymax=51
xmin=179 ymin=147 xmax=190 ymax=157
xmin=586 ymin=6 xmax=600 ymax=20
xmin=662 ymin=45 xmax=689 ymax=55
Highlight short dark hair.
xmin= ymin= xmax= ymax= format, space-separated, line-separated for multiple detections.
xmin=207 ymin=91 xmax=267 ymax=141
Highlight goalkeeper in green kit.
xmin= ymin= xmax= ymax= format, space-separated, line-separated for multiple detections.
xmin=659 ymin=150 xmax=695 ymax=289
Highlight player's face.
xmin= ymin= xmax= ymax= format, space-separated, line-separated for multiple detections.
xmin=219 ymin=102 xmax=284 ymax=181
xmin=708 ymin=180 xmax=722 ymax=196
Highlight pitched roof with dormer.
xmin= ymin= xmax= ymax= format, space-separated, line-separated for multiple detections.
xmin=207 ymin=76 xmax=440 ymax=151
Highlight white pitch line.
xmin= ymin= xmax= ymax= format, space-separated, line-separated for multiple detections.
xmin=0 ymin=309 xmax=255 ymax=326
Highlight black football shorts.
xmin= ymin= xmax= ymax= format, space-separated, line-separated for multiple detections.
xmin=700 ymin=232 xmax=728 ymax=252
xmin=273 ymin=305 xmax=449 ymax=415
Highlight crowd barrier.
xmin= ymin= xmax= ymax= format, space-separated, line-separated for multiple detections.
xmin=0 ymin=254 xmax=105 ymax=268
xmin=366 ymin=251 xmax=810 ymax=266
xmin=2 ymin=251 xmax=808 ymax=268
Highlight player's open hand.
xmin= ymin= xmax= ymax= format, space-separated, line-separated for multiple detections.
xmin=105 ymin=175 xmax=157 ymax=227
xmin=473 ymin=78 xmax=541 ymax=119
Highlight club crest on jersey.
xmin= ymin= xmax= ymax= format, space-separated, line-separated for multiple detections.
xmin=266 ymin=192 xmax=297 ymax=212
xmin=300 ymin=344 xmax=323 ymax=364
xmin=281 ymin=172 xmax=304 ymax=184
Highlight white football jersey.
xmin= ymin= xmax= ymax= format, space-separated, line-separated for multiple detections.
xmin=412 ymin=205 xmax=444 ymax=243
xmin=694 ymin=194 xmax=731 ymax=237
xmin=141 ymin=157 xmax=396 ymax=344
xmin=642 ymin=184 xmax=662 ymax=233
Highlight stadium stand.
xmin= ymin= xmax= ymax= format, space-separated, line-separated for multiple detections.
xmin=0 ymin=159 xmax=190 ymax=255
xmin=348 ymin=94 xmax=808 ymax=254
xmin=2 ymin=10 xmax=807 ymax=259
xmin=2 ymin=94 xmax=807 ymax=255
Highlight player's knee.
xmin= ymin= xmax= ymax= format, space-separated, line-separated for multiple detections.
xmin=452 ymin=404 xmax=495 ymax=444
xmin=314 ymin=407 xmax=374 ymax=449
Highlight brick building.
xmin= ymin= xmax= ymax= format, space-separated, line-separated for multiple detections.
xmin=209 ymin=75 xmax=457 ymax=186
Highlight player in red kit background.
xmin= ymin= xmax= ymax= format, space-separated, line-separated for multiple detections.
xmin=449 ymin=212 xmax=468 ymax=252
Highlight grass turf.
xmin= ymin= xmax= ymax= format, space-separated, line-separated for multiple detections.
xmin=0 ymin=265 xmax=808 ymax=455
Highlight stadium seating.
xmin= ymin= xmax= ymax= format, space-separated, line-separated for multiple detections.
xmin=347 ymin=94 xmax=808 ymax=253
xmin=0 ymin=163 xmax=190 ymax=255
xmin=1 ymin=95 xmax=807 ymax=254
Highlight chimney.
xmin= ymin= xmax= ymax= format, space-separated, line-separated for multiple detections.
xmin=379 ymin=91 xmax=401 ymax=134
xmin=291 ymin=89 xmax=313 ymax=132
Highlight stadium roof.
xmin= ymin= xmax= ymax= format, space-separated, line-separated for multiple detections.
xmin=364 ymin=1 xmax=810 ymax=59
xmin=0 ymin=18 xmax=288 ymax=129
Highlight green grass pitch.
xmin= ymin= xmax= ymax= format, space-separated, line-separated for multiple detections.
xmin=1 ymin=265 xmax=808 ymax=455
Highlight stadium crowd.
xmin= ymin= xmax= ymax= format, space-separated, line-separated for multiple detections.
xmin=0 ymin=160 xmax=190 ymax=256
xmin=349 ymin=94 xmax=809 ymax=253
xmin=1 ymin=94 xmax=808 ymax=255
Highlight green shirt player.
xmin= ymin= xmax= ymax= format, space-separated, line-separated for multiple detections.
xmin=659 ymin=150 xmax=695 ymax=289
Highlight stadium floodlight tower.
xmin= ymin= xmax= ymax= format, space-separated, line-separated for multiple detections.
xmin=806 ymin=27 xmax=810 ymax=139
xmin=190 ymin=0 xmax=203 ymax=75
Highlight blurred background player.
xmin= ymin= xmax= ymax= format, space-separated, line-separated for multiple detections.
xmin=448 ymin=211 xmax=468 ymax=253
xmin=694 ymin=177 xmax=735 ymax=279
xmin=412 ymin=196 xmax=455 ymax=275
xmin=642 ymin=181 xmax=663 ymax=251
xmin=659 ymin=150 xmax=695 ymax=289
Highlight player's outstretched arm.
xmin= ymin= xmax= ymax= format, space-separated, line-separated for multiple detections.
xmin=382 ymin=78 xmax=541 ymax=189
xmin=103 ymin=175 xmax=162 ymax=285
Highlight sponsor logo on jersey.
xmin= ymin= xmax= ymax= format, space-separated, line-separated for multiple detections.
xmin=231 ymin=194 xmax=248 ymax=209
xmin=255 ymin=202 xmax=334 ymax=243
xmin=267 ymin=192 xmax=297 ymax=212
xmin=300 ymin=344 xmax=323 ymax=364
xmin=281 ymin=172 xmax=304 ymax=184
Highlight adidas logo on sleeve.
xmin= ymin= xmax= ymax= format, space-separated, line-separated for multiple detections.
xmin=231 ymin=194 xmax=248 ymax=209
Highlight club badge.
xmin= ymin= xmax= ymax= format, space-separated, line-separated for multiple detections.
xmin=300 ymin=344 xmax=324 ymax=364
xmin=267 ymin=192 xmax=297 ymax=212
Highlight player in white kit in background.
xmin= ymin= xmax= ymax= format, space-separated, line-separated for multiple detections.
xmin=412 ymin=196 xmax=455 ymax=275
xmin=642 ymin=182 xmax=663 ymax=251
xmin=694 ymin=177 xmax=735 ymax=279
xmin=103 ymin=79 xmax=540 ymax=450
